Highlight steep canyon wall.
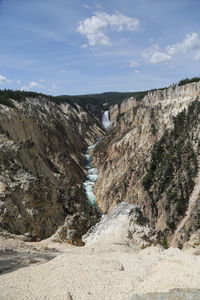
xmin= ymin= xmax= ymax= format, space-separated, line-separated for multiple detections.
xmin=0 ymin=96 xmax=104 ymax=243
xmin=93 ymin=82 xmax=200 ymax=247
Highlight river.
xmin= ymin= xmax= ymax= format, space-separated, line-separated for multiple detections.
xmin=83 ymin=144 xmax=99 ymax=206
xmin=83 ymin=110 xmax=111 ymax=206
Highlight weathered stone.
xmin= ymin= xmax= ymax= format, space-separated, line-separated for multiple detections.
xmin=93 ymin=82 xmax=200 ymax=247
xmin=0 ymin=96 xmax=104 ymax=241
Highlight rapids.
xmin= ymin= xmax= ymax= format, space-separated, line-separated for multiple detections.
xmin=83 ymin=110 xmax=111 ymax=206
xmin=83 ymin=144 xmax=99 ymax=206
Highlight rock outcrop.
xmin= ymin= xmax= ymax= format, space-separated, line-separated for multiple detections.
xmin=83 ymin=202 xmax=157 ymax=249
xmin=0 ymin=96 xmax=104 ymax=242
xmin=93 ymin=82 xmax=200 ymax=247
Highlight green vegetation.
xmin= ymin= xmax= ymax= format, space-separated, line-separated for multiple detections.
xmin=142 ymin=101 xmax=200 ymax=223
xmin=0 ymin=89 xmax=54 ymax=103
xmin=0 ymin=89 xmax=81 ymax=109
xmin=53 ymin=119 xmax=67 ymax=137
xmin=116 ymin=111 xmax=125 ymax=122
xmin=178 ymin=77 xmax=200 ymax=86
xmin=0 ymin=96 xmax=15 ymax=108
xmin=161 ymin=235 xmax=169 ymax=249
xmin=56 ymin=91 xmax=148 ymax=109
xmin=55 ymin=94 xmax=103 ymax=110
xmin=0 ymin=76 xmax=199 ymax=110
xmin=0 ymin=125 xmax=10 ymax=137
xmin=0 ymin=89 xmax=149 ymax=110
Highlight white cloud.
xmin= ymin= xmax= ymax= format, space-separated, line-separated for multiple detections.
xmin=167 ymin=33 xmax=200 ymax=55
xmin=149 ymin=52 xmax=171 ymax=63
xmin=129 ymin=61 xmax=139 ymax=67
xmin=77 ymin=12 xmax=140 ymax=46
xmin=143 ymin=33 xmax=200 ymax=64
xmin=142 ymin=44 xmax=171 ymax=63
xmin=0 ymin=74 xmax=12 ymax=85
xmin=20 ymin=81 xmax=43 ymax=91
xmin=142 ymin=45 xmax=171 ymax=64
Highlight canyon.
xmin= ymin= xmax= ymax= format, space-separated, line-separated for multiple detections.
xmin=0 ymin=95 xmax=104 ymax=244
xmin=0 ymin=82 xmax=200 ymax=299
xmin=0 ymin=83 xmax=200 ymax=247
xmin=94 ymin=82 xmax=200 ymax=248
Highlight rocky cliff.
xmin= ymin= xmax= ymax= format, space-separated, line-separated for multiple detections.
xmin=0 ymin=95 xmax=104 ymax=243
xmin=93 ymin=82 xmax=200 ymax=247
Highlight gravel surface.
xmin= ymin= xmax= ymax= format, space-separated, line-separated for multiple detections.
xmin=0 ymin=235 xmax=200 ymax=300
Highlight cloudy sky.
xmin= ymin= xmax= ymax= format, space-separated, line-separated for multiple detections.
xmin=0 ymin=0 xmax=200 ymax=95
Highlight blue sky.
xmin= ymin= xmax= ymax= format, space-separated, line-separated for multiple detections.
xmin=0 ymin=0 xmax=200 ymax=95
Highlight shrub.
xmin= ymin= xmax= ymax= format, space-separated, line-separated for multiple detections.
xmin=178 ymin=77 xmax=200 ymax=86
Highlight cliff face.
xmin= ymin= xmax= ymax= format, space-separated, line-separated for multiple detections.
xmin=0 ymin=96 xmax=104 ymax=243
xmin=93 ymin=82 xmax=200 ymax=247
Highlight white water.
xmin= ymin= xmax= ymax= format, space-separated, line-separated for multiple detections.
xmin=83 ymin=144 xmax=99 ymax=206
xmin=102 ymin=110 xmax=111 ymax=129
xmin=83 ymin=110 xmax=110 ymax=205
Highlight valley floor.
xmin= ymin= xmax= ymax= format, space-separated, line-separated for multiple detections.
xmin=0 ymin=236 xmax=200 ymax=300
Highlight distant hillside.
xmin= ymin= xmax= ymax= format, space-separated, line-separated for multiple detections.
xmin=56 ymin=91 xmax=148 ymax=109
xmin=0 ymin=89 xmax=148 ymax=110
xmin=0 ymin=76 xmax=199 ymax=111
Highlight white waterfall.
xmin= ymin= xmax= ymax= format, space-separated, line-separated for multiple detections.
xmin=102 ymin=110 xmax=111 ymax=129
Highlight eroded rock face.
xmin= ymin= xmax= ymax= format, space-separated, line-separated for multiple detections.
xmin=109 ymin=97 xmax=137 ymax=123
xmin=0 ymin=96 xmax=104 ymax=241
xmin=83 ymin=202 xmax=157 ymax=249
xmin=93 ymin=82 xmax=200 ymax=247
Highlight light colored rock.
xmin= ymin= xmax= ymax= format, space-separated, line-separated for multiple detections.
xmin=0 ymin=96 xmax=104 ymax=241
xmin=83 ymin=202 xmax=157 ymax=249
xmin=0 ymin=235 xmax=200 ymax=299
xmin=93 ymin=82 xmax=200 ymax=247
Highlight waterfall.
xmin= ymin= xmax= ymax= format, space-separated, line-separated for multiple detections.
xmin=102 ymin=110 xmax=111 ymax=129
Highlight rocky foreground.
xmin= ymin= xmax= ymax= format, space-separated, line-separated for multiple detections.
xmin=0 ymin=203 xmax=200 ymax=300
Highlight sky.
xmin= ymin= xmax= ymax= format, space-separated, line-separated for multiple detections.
xmin=0 ymin=0 xmax=200 ymax=95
